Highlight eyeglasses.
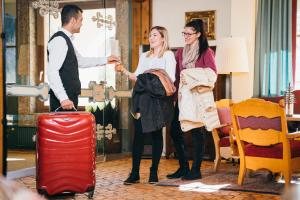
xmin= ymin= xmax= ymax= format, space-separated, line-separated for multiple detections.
xmin=182 ymin=32 xmax=197 ymax=37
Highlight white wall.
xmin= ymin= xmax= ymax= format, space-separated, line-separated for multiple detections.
xmin=152 ymin=0 xmax=231 ymax=47
xmin=152 ymin=0 xmax=256 ymax=102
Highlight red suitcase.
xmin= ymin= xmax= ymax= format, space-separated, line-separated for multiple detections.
xmin=36 ymin=112 xmax=96 ymax=198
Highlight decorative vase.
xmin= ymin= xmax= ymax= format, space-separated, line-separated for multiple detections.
xmin=285 ymin=83 xmax=295 ymax=117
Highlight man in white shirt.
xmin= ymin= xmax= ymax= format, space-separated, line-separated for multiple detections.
xmin=47 ymin=4 xmax=118 ymax=111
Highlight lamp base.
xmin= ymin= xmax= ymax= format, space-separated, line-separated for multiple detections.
xmin=224 ymin=73 xmax=232 ymax=99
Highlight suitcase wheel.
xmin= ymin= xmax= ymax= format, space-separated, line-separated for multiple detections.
xmin=37 ymin=189 xmax=48 ymax=197
xmin=88 ymin=190 xmax=94 ymax=199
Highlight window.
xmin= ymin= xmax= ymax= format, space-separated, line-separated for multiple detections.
xmin=4 ymin=0 xmax=17 ymax=84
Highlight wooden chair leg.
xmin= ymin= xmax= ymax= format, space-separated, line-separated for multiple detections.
xmin=212 ymin=130 xmax=220 ymax=172
xmin=275 ymin=172 xmax=282 ymax=182
xmin=283 ymin=169 xmax=291 ymax=187
xmin=238 ymin=159 xmax=246 ymax=185
xmin=214 ymin=154 xmax=221 ymax=172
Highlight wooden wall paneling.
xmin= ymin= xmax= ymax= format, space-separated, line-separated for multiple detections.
xmin=214 ymin=74 xmax=226 ymax=100
xmin=36 ymin=14 xmax=47 ymax=112
xmin=131 ymin=0 xmax=151 ymax=72
xmin=141 ymin=0 xmax=151 ymax=45
xmin=131 ymin=1 xmax=141 ymax=72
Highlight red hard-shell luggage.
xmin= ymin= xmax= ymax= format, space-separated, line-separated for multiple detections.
xmin=36 ymin=112 xmax=96 ymax=198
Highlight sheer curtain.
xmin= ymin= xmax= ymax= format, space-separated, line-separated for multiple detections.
xmin=253 ymin=0 xmax=292 ymax=96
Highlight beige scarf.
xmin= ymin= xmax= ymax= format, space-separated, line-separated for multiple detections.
xmin=182 ymin=40 xmax=199 ymax=69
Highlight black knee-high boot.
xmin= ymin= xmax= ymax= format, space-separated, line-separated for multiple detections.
xmin=182 ymin=127 xmax=205 ymax=180
xmin=149 ymin=129 xmax=163 ymax=183
xmin=167 ymin=103 xmax=190 ymax=179
xmin=124 ymin=119 xmax=144 ymax=185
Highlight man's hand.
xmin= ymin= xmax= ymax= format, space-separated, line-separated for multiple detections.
xmin=107 ymin=55 xmax=120 ymax=64
xmin=60 ymin=99 xmax=74 ymax=110
xmin=115 ymin=64 xmax=125 ymax=72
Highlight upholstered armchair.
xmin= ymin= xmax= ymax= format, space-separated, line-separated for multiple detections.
xmin=212 ymin=99 xmax=238 ymax=172
xmin=231 ymin=98 xmax=300 ymax=187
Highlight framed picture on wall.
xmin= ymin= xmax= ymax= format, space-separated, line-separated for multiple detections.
xmin=185 ymin=10 xmax=216 ymax=40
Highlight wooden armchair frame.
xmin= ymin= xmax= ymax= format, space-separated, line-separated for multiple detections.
xmin=231 ymin=98 xmax=300 ymax=187
xmin=212 ymin=99 xmax=238 ymax=172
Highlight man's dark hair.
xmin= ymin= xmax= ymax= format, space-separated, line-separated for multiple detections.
xmin=61 ymin=5 xmax=83 ymax=26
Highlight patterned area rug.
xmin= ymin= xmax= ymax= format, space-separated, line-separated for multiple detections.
xmin=156 ymin=163 xmax=300 ymax=195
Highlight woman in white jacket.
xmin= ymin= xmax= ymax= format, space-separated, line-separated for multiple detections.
xmin=166 ymin=19 xmax=217 ymax=180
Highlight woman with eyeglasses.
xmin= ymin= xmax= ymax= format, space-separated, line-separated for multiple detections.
xmin=166 ymin=19 xmax=217 ymax=180
xmin=115 ymin=26 xmax=176 ymax=185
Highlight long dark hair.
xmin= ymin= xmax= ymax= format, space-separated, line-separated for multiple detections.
xmin=185 ymin=19 xmax=209 ymax=58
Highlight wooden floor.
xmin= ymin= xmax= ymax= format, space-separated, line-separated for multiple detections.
xmin=7 ymin=150 xmax=36 ymax=171
xmin=15 ymin=157 xmax=282 ymax=200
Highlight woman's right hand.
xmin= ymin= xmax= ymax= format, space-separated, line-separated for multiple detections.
xmin=115 ymin=65 xmax=137 ymax=81
xmin=180 ymin=74 xmax=187 ymax=85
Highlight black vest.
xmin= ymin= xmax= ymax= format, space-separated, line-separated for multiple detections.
xmin=48 ymin=31 xmax=81 ymax=98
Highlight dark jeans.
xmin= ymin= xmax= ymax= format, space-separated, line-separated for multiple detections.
xmin=49 ymin=93 xmax=78 ymax=112
xmin=170 ymin=102 xmax=188 ymax=168
xmin=170 ymin=102 xmax=205 ymax=171
xmin=190 ymin=127 xmax=205 ymax=170
xmin=131 ymin=119 xmax=163 ymax=174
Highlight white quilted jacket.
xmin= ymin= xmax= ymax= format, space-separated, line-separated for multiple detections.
xmin=178 ymin=68 xmax=220 ymax=132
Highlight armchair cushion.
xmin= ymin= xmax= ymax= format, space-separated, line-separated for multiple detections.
xmin=244 ymin=140 xmax=300 ymax=159
xmin=219 ymin=136 xmax=238 ymax=147
xmin=219 ymin=136 xmax=230 ymax=147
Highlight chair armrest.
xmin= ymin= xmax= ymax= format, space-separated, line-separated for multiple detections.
xmin=287 ymin=131 xmax=300 ymax=139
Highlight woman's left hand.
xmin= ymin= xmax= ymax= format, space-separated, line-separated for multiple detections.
xmin=191 ymin=86 xmax=212 ymax=94
xmin=180 ymin=74 xmax=187 ymax=85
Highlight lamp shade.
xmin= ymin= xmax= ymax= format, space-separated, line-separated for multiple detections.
xmin=215 ymin=37 xmax=249 ymax=74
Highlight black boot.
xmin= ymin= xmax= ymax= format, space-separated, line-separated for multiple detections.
xmin=181 ymin=129 xmax=204 ymax=181
xmin=124 ymin=172 xmax=140 ymax=185
xmin=181 ymin=168 xmax=202 ymax=180
xmin=148 ymin=168 xmax=158 ymax=184
xmin=166 ymin=165 xmax=190 ymax=179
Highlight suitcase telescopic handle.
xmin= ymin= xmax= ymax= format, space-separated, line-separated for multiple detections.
xmin=54 ymin=106 xmax=78 ymax=112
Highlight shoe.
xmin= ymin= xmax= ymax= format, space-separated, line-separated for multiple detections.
xmin=181 ymin=170 xmax=202 ymax=180
xmin=166 ymin=167 xmax=190 ymax=179
xmin=148 ymin=171 xmax=158 ymax=184
xmin=124 ymin=173 xmax=140 ymax=185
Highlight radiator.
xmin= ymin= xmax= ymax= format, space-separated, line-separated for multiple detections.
xmin=7 ymin=126 xmax=36 ymax=150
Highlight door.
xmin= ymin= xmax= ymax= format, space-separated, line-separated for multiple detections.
xmin=3 ymin=0 xmax=133 ymax=177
